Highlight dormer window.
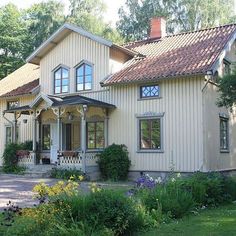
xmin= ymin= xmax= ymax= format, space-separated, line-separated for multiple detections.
xmin=76 ymin=63 xmax=92 ymax=91
xmin=54 ymin=67 xmax=69 ymax=94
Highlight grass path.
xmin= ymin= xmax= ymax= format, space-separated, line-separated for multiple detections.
xmin=142 ymin=204 xmax=236 ymax=236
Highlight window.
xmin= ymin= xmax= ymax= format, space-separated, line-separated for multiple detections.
xmin=87 ymin=121 xmax=104 ymax=149
xmin=223 ymin=60 xmax=231 ymax=76
xmin=76 ymin=63 xmax=92 ymax=91
xmin=7 ymin=100 xmax=19 ymax=110
xmin=5 ymin=126 xmax=19 ymax=145
xmin=54 ymin=67 xmax=69 ymax=94
xmin=139 ymin=118 xmax=161 ymax=150
xmin=220 ymin=117 xmax=229 ymax=151
xmin=6 ymin=127 xmax=12 ymax=145
xmin=42 ymin=124 xmax=50 ymax=150
xmin=140 ymin=85 xmax=159 ymax=98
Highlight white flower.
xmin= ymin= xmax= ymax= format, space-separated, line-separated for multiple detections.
xmin=150 ymin=177 xmax=153 ymax=181
xmin=177 ymin=173 xmax=181 ymax=178
xmin=171 ymin=177 xmax=176 ymax=182
xmin=155 ymin=177 xmax=162 ymax=184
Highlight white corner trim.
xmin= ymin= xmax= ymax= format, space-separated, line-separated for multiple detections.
xmin=26 ymin=23 xmax=113 ymax=63
xmin=29 ymin=92 xmax=53 ymax=108
xmin=210 ymin=30 xmax=236 ymax=73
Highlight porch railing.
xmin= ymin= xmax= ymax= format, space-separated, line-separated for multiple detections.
xmin=57 ymin=151 xmax=100 ymax=169
xmin=17 ymin=150 xmax=36 ymax=166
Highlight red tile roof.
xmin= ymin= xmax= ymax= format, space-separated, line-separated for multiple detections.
xmin=0 ymin=79 xmax=39 ymax=98
xmin=103 ymin=24 xmax=236 ymax=85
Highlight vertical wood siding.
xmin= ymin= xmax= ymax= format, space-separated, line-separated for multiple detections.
xmin=40 ymin=32 xmax=109 ymax=95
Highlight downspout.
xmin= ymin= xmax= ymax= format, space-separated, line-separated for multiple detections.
xmin=2 ymin=111 xmax=14 ymax=142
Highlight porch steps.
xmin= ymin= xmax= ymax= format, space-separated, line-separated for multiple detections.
xmin=23 ymin=165 xmax=55 ymax=178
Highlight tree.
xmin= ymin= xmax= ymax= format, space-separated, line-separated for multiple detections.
xmin=67 ymin=0 xmax=123 ymax=44
xmin=217 ymin=72 xmax=236 ymax=109
xmin=23 ymin=0 xmax=65 ymax=58
xmin=117 ymin=0 xmax=235 ymax=42
xmin=0 ymin=4 xmax=26 ymax=79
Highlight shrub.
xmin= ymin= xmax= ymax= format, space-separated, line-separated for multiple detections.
xmin=139 ymin=181 xmax=195 ymax=219
xmin=97 ymin=144 xmax=131 ymax=181
xmin=50 ymin=168 xmax=84 ymax=180
xmin=2 ymin=143 xmax=20 ymax=173
xmin=57 ymin=189 xmax=140 ymax=235
xmin=19 ymin=140 xmax=33 ymax=150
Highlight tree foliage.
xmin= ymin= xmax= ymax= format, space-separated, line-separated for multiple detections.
xmin=217 ymin=71 xmax=236 ymax=109
xmin=0 ymin=0 xmax=123 ymax=80
xmin=117 ymin=0 xmax=235 ymax=42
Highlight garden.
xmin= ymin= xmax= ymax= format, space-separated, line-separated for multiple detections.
xmin=0 ymin=144 xmax=236 ymax=235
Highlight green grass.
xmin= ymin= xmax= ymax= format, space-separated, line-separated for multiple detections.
xmin=142 ymin=204 xmax=236 ymax=236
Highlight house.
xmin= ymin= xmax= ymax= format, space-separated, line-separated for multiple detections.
xmin=0 ymin=18 xmax=236 ymax=178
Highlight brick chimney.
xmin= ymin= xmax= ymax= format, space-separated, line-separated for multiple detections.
xmin=150 ymin=17 xmax=166 ymax=39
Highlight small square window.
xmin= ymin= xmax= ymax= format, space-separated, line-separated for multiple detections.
xmin=140 ymin=85 xmax=159 ymax=98
xmin=7 ymin=101 xmax=19 ymax=110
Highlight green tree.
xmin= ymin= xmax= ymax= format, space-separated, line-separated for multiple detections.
xmin=117 ymin=0 xmax=235 ymax=42
xmin=67 ymin=0 xmax=123 ymax=44
xmin=0 ymin=4 xmax=26 ymax=79
xmin=217 ymin=72 xmax=236 ymax=109
xmin=23 ymin=0 xmax=65 ymax=58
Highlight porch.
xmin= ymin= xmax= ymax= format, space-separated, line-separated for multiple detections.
xmin=3 ymin=93 xmax=115 ymax=174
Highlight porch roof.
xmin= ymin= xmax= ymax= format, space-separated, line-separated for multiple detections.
xmin=48 ymin=94 xmax=116 ymax=109
xmin=3 ymin=94 xmax=115 ymax=114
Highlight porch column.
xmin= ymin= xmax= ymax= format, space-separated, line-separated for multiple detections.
xmin=32 ymin=111 xmax=37 ymax=164
xmin=104 ymin=109 xmax=109 ymax=147
xmin=13 ymin=112 xmax=17 ymax=143
xmin=81 ymin=105 xmax=87 ymax=174
xmin=57 ymin=110 xmax=62 ymax=151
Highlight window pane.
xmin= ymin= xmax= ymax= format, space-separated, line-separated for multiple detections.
xmin=77 ymin=66 xmax=84 ymax=77
xmin=42 ymin=125 xmax=50 ymax=150
xmin=85 ymin=82 xmax=92 ymax=90
xmin=62 ymin=68 xmax=68 ymax=79
xmin=88 ymin=123 xmax=95 ymax=132
xmin=77 ymin=84 xmax=83 ymax=91
xmin=96 ymin=131 xmax=104 ymax=148
xmin=220 ymin=118 xmax=228 ymax=150
xmin=85 ymin=65 xmax=92 ymax=75
xmin=140 ymin=119 xmax=161 ymax=150
xmin=55 ymin=79 xmax=61 ymax=87
xmin=96 ymin=122 xmax=104 ymax=131
xmin=7 ymin=101 xmax=19 ymax=110
xmin=77 ymin=76 xmax=84 ymax=84
xmin=62 ymin=78 xmax=68 ymax=86
xmin=141 ymin=85 xmax=159 ymax=98
xmin=87 ymin=132 xmax=95 ymax=149
xmin=85 ymin=75 xmax=92 ymax=83
xmin=62 ymin=86 xmax=68 ymax=93
xmin=54 ymin=69 xmax=61 ymax=80
xmin=6 ymin=127 xmax=12 ymax=145
xmin=55 ymin=87 xmax=61 ymax=94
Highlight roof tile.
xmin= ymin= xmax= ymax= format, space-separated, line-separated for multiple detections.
xmin=104 ymin=24 xmax=236 ymax=85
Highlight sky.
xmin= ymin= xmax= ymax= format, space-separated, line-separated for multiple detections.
xmin=0 ymin=0 xmax=126 ymax=26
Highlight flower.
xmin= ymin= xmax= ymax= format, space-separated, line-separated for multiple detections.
xmin=171 ymin=177 xmax=176 ymax=182
xmin=177 ymin=173 xmax=181 ymax=178
xmin=78 ymin=175 xmax=84 ymax=181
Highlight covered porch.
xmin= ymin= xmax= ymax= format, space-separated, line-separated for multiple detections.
xmin=3 ymin=93 xmax=115 ymax=174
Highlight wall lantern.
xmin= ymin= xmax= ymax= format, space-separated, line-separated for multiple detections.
xmin=23 ymin=119 xmax=27 ymax=124
xmin=82 ymin=104 xmax=88 ymax=113
xmin=67 ymin=112 xmax=73 ymax=121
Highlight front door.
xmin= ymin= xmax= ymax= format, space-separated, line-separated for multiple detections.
xmin=50 ymin=123 xmax=58 ymax=164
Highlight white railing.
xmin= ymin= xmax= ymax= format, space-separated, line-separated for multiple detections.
xmin=17 ymin=151 xmax=35 ymax=166
xmin=57 ymin=151 xmax=100 ymax=169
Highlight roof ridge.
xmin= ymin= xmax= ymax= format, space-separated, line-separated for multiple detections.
xmin=124 ymin=23 xmax=236 ymax=48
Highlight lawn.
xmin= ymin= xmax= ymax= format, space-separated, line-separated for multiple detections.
xmin=142 ymin=204 xmax=236 ymax=236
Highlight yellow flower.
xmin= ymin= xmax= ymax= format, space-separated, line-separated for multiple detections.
xmin=78 ymin=175 xmax=84 ymax=181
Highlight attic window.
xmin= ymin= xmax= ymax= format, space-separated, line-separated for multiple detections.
xmin=140 ymin=84 xmax=159 ymax=99
xmin=223 ymin=59 xmax=231 ymax=76
xmin=76 ymin=63 xmax=93 ymax=91
xmin=54 ymin=67 xmax=69 ymax=94
xmin=7 ymin=100 xmax=19 ymax=110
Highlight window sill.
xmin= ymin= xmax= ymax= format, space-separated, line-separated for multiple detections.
xmin=137 ymin=149 xmax=164 ymax=153
xmin=220 ymin=149 xmax=230 ymax=153
xmin=138 ymin=97 xmax=162 ymax=101
xmin=86 ymin=149 xmax=104 ymax=153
